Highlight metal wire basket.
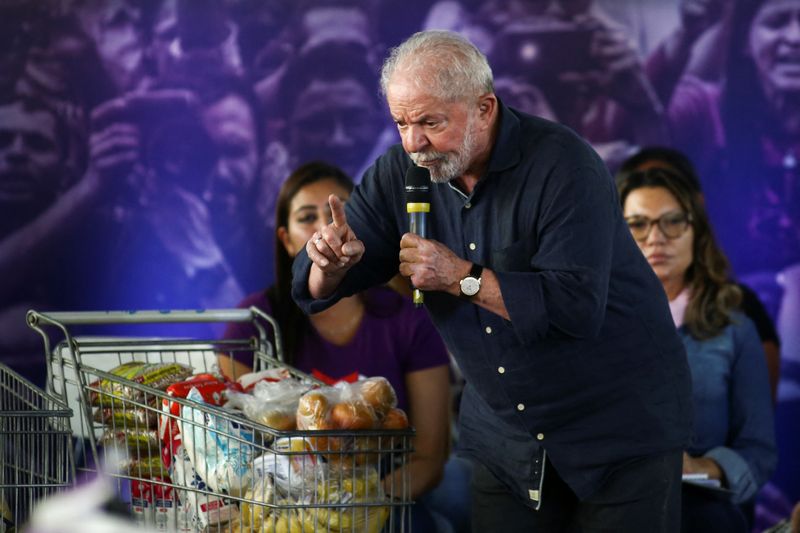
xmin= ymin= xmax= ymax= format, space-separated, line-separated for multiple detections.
xmin=27 ymin=309 xmax=414 ymax=532
xmin=0 ymin=363 xmax=75 ymax=532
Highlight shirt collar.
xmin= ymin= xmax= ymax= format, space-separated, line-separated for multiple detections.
xmin=487 ymin=98 xmax=521 ymax=173
xmin=668 ymin=286 xmax=691 ymax=328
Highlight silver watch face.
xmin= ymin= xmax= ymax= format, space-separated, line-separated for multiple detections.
xmin=460 ymin=276 xmax=480 ymax=296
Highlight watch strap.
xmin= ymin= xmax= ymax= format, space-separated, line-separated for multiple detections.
xmin=469 ymin=263 xmax=483 ymax=280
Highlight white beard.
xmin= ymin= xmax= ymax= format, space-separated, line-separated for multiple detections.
xmin=409 ymin=113 xmax=479 ymax=184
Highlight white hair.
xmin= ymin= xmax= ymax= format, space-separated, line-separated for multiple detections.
xmin=380 ymin=30 xmax=494 ymax=102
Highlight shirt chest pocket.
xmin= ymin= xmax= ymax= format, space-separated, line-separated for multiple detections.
xmin=490 ymin=236 xmax=536 ymax=273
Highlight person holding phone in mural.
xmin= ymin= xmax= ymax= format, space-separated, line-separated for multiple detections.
xmin=291 ymin=30 xmax=693 ymax=531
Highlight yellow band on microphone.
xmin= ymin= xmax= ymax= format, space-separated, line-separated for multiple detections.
xmin=406 ymin=202 xmax=431 ymax=213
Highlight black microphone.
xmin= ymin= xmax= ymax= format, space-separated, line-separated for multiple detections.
xmin=405 ymin=165 xmax=431 ymax=306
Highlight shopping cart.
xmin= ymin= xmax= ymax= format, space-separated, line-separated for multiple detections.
xmin=0 ymin=363 xmax=75 ymax=532
xmin=27 ymin=309 xmax=414 ymax=532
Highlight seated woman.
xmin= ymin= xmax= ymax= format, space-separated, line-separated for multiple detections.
xmin=218 ymin=161 xmax=465 ymax=532
xmin=616 ymin=167 xmax=777 ymax=533
xmin=617 ymin=146 xmax=782 ymax=403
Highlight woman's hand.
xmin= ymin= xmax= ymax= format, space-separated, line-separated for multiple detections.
xmin=683 ymin=451 xmax=724 ymax=482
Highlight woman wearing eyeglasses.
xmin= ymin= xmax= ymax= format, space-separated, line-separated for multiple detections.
xmin=616 ymin=167 xmax=777 ymax=533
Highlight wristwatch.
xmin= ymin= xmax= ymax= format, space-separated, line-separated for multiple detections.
xmin=459 ymin=263 xmax=483 ymax=297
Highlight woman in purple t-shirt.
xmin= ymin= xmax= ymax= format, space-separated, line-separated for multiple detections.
xmin=218 ymin=161 xmax=453 ymax=506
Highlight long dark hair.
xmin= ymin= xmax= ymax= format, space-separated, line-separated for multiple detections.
xmin=616 ymin=167 xmax=742 ymax=339
xmin=267 ymin=161 xmax=354 ymax=363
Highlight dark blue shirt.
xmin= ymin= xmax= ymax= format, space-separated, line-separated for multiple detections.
xmin=292 ymin=102 xmax=693 ymax=505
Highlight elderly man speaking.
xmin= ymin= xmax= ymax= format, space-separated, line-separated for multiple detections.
xmin=292 ymin=30 xmax=692 ymax=532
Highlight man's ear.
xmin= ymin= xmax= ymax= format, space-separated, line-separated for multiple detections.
xmin=477 ymin=93 xmax=497 ymax=125
xmin=277 ymin=226 xmax=294 ymax=256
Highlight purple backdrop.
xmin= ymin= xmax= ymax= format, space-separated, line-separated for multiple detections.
xmin=0 ymin=0 xmax=798 ymax=528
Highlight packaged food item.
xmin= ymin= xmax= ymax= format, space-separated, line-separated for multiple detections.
xmin=100 ymin=428 xmax=160 ymax=457
xmin=160 ymin=373 xmax=228 ymax=447
xmin=94 ymin=406 xmax=160 ymax=429
xmin=120 ymin=455 xmax=169 ymax=479
xmin=90 ymin=362 xmax=193 ymax=407
xmin=152 ymin=481 xmax=177 ymax=532
xmin=239 ymin=476 xmax=276 ymax=530
xmin=169 ymin=444 xmax=238 ymax=530
xmin=297 ymin=383 xmax=393 ymax=467
xmin=309 ymin=466 xmax=389 ymax=533
xmin=226 ymin=379 xmax=309 ymax=431
xmin=358 ymin=377 xmax=397 ymax=419
xmin=131 ymin=480 xmax=154 ymax=528
xmin=253 ymin=437 xmax=327 ymax=498
xmin=180 ymin=387 xmax=255 ymax=496
xmin=380 ymin=407 xmax=409 ymax=430
xmin=236 ymin=367 xmax=292 ymax=392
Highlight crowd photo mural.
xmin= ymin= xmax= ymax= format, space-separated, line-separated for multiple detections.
xmin=1 ymin=0 xmax=798 ymax=529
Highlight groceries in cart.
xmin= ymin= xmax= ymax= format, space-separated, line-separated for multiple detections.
xmin=89 ymin=362 xmax=194 ymax=407
xmin=85 ymin=360 xmax=409 ymax=532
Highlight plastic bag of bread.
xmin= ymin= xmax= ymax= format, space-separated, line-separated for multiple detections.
xmin=296 ymin=383 xmax=379 ymax=431
xmin=357 ymin=377 xmax=397 ymax=420
xmin=226 ymin=379 xmax=309 ymax=431
xmin=297 ymin=380 xmax=409 ymax=469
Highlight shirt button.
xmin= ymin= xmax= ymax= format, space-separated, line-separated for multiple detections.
xmin=517 ymin=403 xmax=525 ymax=411
xmin=497 ymin=366 xmax=505 ymax=374
xmin=465 ymin=202 xmax=472 ymax=209
xmin=485 ymin=326 xmax=492 ymax=334
xmin=536 ymin=433 xmax=544 ymax=441
xmin=469 ymin=242 xmax=476 ymax=250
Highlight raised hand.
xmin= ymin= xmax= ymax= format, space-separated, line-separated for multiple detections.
xmin=306 ymin=194 xmax=364 ymax=297
xmin=86 ymin=97 xmax=142 ymax=198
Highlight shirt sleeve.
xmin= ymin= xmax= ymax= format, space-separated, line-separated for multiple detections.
xmin=704 ymin=316 xmax=777 ymax=504
xmin=494 ymin=160 xmax=616 ymax=344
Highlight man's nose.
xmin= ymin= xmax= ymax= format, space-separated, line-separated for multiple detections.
xmin=402 ymin=125 xmax=429 ymax=154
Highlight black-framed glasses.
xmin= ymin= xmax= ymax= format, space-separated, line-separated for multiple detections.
xmin=625 ymin=211 xmax=692 ymax=241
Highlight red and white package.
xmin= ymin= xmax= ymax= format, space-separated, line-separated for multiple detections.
xmin=152 ymin=480 xmax=176 ymax=532
xmin=131 ymin=480 xmax=154 ymax=528
xmin=159 ymin=374 xmax=227 ymax=446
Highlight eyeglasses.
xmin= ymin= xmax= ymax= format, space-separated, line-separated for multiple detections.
xmin=625 ymin=211 xmax=692 ymax=241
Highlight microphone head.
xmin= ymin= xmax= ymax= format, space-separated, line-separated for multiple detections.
xmin=405 ymin=165 xmax=431 ymax=203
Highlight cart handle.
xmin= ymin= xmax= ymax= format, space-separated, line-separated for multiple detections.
xmin=27 ymin=308 xmax=256 ymax=325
